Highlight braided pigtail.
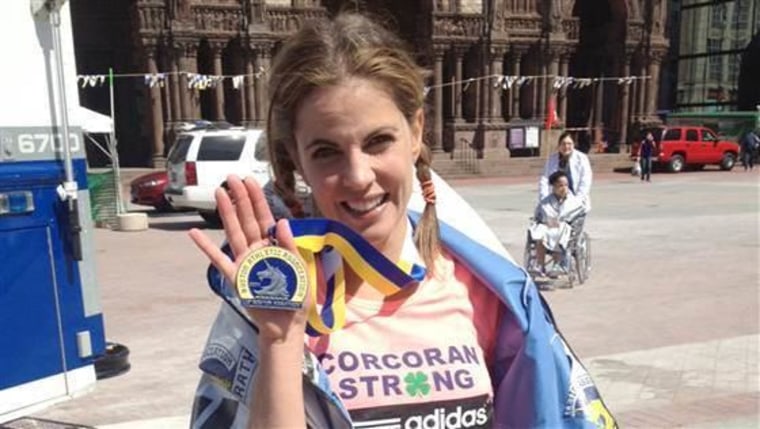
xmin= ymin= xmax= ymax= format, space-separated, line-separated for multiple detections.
xmin=270 ymin=140 xmax=304 ymax=218
xmin=412 ymin=144 xmax=440 ymax=270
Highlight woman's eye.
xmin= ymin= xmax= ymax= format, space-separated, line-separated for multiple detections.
xmin=311 ymin=146 xmax=338 ymax=159
xmin=366 ymin=134 xmax=394 ymax=151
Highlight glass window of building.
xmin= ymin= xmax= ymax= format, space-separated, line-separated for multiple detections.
xmin=711 ymin=4 xmax=726 ymax=28
xmin=674 ymin=0 xmax=759 ymax=111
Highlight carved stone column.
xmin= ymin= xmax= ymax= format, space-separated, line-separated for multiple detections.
xmin=253 ymin=47 xmax=264 ymax=126
xmin=559 ymin=52 xmax=570 ymax=123
xmin=619 ymin=52 xmax=633 ymax=146
xmin=177 ymin=40 xmax=198 ymax=120
xmin=432 ymin=46 xmax=445 ymax=152
xmin=146 ymin=46 xmax=165 ymax=167
xmin=211 ymin=42 xmax=226 ymax=122
xmin=594 ymin=78 xmax=604 ymax=144
xmin=646 ymin=50 xmax=665 ymax=120
xmin=636 ymin=62 xmax=646 ymax=122
xmin=453 ymin=45 xmax=467 ymax=122
xmin=545 ymin=48 xmax=560 ymax=122
xmin=490 ymin=45 xmax=506 ymax=121
xmin=245 ymin=49 xmax=256 ymax=125
xmin=531 ymin=63 xmax=539 ymax=120
xmin=259 ymin=45 xmax=273 ymax=126
xmin=510 ymin=46 xmax=526 ymax=121
xmin=184 ymin=43 xmax=201 ymax=118
xmin=537 ymin=53 xmax=547 ymax=122
xmin=168 ymin=47 xmax=183 ymax=121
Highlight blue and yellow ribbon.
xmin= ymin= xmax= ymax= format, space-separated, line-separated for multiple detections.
xmin=208 ymin=218 xmax=426 ymax=337
xmin=287 ymin=219 xmax=425 ymax=336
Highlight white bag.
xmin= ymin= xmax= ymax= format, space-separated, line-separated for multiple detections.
xmin=631 ymin=160 xmax=641 ymax=176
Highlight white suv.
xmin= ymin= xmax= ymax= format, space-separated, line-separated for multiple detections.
xmin=165 ymin=127 xmax=271 ymax=225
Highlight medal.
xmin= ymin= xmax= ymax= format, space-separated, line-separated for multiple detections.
xmin=235 ymin=246 xmax=308 ymax=310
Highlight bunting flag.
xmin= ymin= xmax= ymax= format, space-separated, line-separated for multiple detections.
xmin=186 ymin=73 xmax=225 ymax=90
xmin=462 ymin=78 xmax=474 ymax=92
xmin=232 ymin=75 xmax=245 ymax=90
xmin=572 ymin=78 xmax=593 ymax=89
xmin=77 ymin=75 xmax=106 ymax=88
xmin=144 ymin=73 xmax=166 ymax=88
xmin=516 ymin=76 xmax=530 ymax=87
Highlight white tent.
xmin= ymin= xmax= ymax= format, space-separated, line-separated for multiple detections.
xmin=72 ymin=106 xmax=112 ymax=134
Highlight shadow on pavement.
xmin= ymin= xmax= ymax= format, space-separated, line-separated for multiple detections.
xmin=149 ymin=218 xmax=210 ymax=231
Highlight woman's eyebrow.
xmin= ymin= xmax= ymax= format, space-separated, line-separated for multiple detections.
xmin=365 ymin=126 xmax=399 ymax=139
xmin=304 ymin=138 xmax=338 ymax=150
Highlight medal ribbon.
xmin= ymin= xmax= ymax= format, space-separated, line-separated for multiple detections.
xmin=284 ymin=218 xmax=426 ymax=336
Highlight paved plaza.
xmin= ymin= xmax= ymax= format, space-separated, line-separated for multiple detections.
xmin=31 ymin=168 xmax=759 ymax=428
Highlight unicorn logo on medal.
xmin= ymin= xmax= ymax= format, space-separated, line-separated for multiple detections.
xmin=250 ymin=260 xmax=290 ymax=298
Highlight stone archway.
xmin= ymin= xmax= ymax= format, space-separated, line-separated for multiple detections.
xmin=567 ymin=0 xmax=628 ymax=152
xmin=197 ymin=39 xmax=216 ymax=121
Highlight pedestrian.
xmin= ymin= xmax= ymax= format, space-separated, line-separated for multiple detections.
xmin=539 ymin=131 xmax=593 ymax=211
xmin=637 ymin=131 xmax=657 ymax=181
xmin=740 ymin=129 xmax=759 ymax=171
xmin=186 ymin=13 xmax=614 ymax=429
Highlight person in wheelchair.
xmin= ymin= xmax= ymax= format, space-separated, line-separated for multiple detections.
xmin=528 ymin=170 xmax=587 ymax=278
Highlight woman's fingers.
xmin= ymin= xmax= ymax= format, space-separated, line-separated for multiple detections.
xmin=227 ymin=176 xmax=262 ymax=244
xmin=273 ymin=218 xmax=298 ymax=254
xmin=188 ymin=228 xmax=237 ymax=281
xmin=243 ymin=177 xmax=276 ymax=238
xmin=216 ymin=186 xmax=248 ymax=259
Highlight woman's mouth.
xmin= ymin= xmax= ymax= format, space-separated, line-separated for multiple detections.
xmin=341 ymin=194 xmax=389 ymax=216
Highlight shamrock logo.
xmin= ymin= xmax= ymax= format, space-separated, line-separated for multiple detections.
xmin=404 ymin=371 xmax=431 ymax=397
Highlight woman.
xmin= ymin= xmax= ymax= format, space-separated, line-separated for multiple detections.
xmin=189 ymin=13 xmax=614 ymax=429
xmin=538 ymin=131 xmax=593 ymax=212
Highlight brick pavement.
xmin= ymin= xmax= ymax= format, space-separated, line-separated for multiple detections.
xmin=587 ymin=335 xmax=759 ymax=428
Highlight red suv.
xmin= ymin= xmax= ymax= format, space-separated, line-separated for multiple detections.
xmin=632 ymin=126 xmax=740 ymax=172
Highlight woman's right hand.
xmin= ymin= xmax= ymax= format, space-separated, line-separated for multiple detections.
xmin=188 ymin=175 xmax=310 ymax=345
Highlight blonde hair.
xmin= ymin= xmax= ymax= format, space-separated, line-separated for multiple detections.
xmin=266 ymin=13 xmax=440 ymax=267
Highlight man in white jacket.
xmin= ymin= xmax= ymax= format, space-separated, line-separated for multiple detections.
xmin=538 ymin=131 xmax=593 ymax=211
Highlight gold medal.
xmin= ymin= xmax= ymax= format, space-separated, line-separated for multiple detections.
xmin=235 ymin=246 xmax=308 ymax=310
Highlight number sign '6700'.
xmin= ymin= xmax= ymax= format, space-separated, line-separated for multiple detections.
xmin=17 ymin=133 xmax=81 ymax=154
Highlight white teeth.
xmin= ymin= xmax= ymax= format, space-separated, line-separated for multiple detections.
xmin=345 ymin=195 xmax=385 ymax=213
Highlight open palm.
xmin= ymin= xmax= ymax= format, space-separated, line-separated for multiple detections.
xmin=188 ymin=175 xmax=309 ymax=343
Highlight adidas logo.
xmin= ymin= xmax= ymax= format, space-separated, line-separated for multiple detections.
xmin=402 ymin=405 xmax=489 ymax=429
xmin=352 ymin=405 xmax=489 ymax=429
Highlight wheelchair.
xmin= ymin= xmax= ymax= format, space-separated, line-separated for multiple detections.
xmin=523 ymin=215 xmax=591 ymax=288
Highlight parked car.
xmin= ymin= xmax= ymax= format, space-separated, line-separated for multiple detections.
xmin=164 ymin=127 xmax=271 ymax=225
xmin=129 ymin=171 xmax=171 ymax=212
xmin=631 ymin=126 xmax=740 ymax=172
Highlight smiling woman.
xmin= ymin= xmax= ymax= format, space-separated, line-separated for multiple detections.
xmin=188 ymin=12 xmax=615 ymax=429
xmin=290 ymin=78 xmax=423 ymax=268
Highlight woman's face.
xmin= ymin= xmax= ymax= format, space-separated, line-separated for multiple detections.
xmin=292 ymin=77 xmax=423 ymax=256
xmin=552 ymin=176 xmax=570 ymax=199
xmin=558 ymin=136 xmax=575 ymax=157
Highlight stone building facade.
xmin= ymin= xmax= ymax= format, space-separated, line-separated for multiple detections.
xmin=71 ymin=0 xmax=669 ymax=167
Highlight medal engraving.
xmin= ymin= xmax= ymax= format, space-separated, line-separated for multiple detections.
xmin=235 ymin=246 xmax=308 ymax=310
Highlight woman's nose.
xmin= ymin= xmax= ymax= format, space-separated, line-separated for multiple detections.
xmin=341 ymin=151 xmax=375 ymax=190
